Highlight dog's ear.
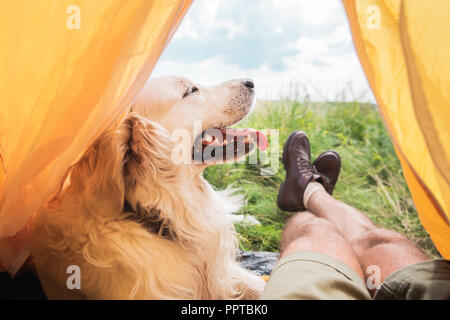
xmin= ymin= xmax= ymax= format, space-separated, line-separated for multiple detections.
xmin=67 ymin=126 xmax=128 ymax=216
xmin=63 ymin=113 xmax=177 ymax=217
xmin=122 ymin=113 xmax=178 ymax=209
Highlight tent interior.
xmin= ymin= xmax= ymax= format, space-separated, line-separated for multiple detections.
xmin=0 ymin=0 xmax=448 ymax=299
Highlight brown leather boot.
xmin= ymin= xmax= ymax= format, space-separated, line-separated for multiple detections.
xmin=277 ymin=131 xmax=320 ymax=212
xmin=312 ymin=151 xmax=341 ymax=196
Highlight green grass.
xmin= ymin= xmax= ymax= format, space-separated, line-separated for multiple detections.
xmin=204 ymin=99 xmax=440 ymax=258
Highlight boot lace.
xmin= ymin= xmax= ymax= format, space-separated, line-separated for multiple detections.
xmin=296 ymin=157 xmax=313 ymax=175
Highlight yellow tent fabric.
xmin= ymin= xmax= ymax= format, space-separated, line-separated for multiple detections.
xmin=343 ymin=0 xmax=450 ymax=258
xmin=0 ymin=0 xmax=192 ymax=273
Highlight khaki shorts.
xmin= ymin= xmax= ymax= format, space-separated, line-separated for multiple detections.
xmin=260 ymin=251 xmax=371 ymax=300
xmin=260 ymin=251 xmax=450 ymax=300
xmin=374 ymin=259 xmax=450 ymax=300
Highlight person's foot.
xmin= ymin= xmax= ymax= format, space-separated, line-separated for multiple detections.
xmin=277 ymin=132 xmax=342 ymax=212
xmin=277 ymin=131 xmax=320 ymax=211
xmin=312 ymin=151 xmax=341 ymax=196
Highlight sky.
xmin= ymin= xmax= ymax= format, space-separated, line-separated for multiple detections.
xmin=152 ymin=0 xmax=375 ymax=102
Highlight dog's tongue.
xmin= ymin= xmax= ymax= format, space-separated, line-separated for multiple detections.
xmin=223 ymin=128 xmax=268 ymax=151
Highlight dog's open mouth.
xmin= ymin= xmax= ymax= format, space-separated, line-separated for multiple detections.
xmin=192 ymin=128 xmax=268 ymax=162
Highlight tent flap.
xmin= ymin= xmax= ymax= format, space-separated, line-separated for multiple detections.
xmin=343 ymin=0 xmax=450 ymax=258
xmin=0 ymin=0 xmax=192 ymax=274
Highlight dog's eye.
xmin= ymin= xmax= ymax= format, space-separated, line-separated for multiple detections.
xmin=183 ymin=86 xmax=199 ymax=98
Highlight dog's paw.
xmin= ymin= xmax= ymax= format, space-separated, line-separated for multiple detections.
xmin=228 ymin=214 xmax=261 ymax=226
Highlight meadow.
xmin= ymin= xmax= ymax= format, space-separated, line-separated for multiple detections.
xmin=204 ymin=99 xmax=440 ymax=258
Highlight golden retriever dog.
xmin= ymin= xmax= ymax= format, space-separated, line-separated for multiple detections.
xmin=30 ymin=76 xmax=267 ymax=299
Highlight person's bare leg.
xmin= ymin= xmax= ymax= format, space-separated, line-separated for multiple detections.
xmin=306 ymin=189 xmax=429 ymax=291
xmin=280 ymin=211 xmax=365 ymax=281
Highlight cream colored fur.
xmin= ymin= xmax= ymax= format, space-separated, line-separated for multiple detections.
xmin=31 ymin=76 xmax=265 ymax=299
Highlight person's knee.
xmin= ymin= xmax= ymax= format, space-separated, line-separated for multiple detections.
xmin=280 ymin=217 xmax=365 ymax=280
xmin=296 ymin=216 xmax=339 ymax=238
xmin=281 ymin=217 xmax=339 ymax=255
xmin=285 ymin=213 xmax=336 ymax=236
xmin=350 ymin=228 xmax=412 ymax=252
xmin=285 ymin=212 xmax=316 ymax=230
xmin=282 ymin=214 xmax=341 ymax=249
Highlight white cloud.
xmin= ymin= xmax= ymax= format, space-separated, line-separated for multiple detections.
xmin=197 ymin=0 xmax=221 ymax=21
xmin=274 ymin=26 xmax=284 ymax=34
xmin=154 ymin=0 xmax=374 ymax=102
xmin=173 ymin=18 xmax=198 ymax=39
xmin=298 ymin=0 xmax=343 ymax=26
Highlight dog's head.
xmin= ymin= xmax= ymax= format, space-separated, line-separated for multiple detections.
xmin=132 ymin=76 xmax=267 ymax=164
xmin=132 ymin=76 xmax=255 ymax=133
xmin=67 ymin=76 xmax=266 ymax=226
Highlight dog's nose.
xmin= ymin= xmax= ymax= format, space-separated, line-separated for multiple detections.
xmin=243 ymin=80 xmax=254 ymax=89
